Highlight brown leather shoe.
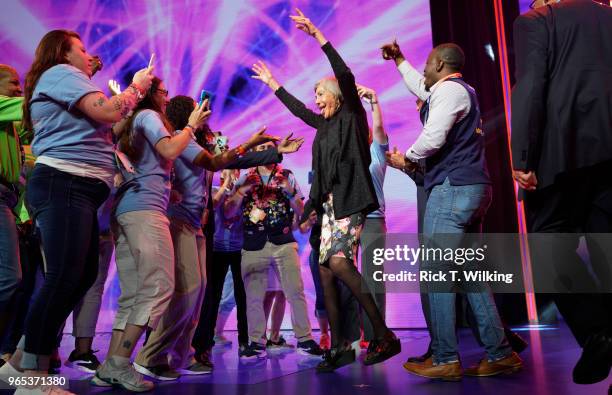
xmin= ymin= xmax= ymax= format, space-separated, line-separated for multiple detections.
xmin=464 ymin=352 xmax=523 ymax=377
xmin=403 ymin=357 xmax=462 ymax=381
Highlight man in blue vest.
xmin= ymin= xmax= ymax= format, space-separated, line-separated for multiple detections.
xmin=382 ymin=42 xmax=522 ymax=380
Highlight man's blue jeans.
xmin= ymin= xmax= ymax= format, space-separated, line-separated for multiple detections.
xmin=423 ymin=178 xmax=511 ymax=364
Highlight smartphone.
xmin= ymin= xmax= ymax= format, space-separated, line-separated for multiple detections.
xmin=199 ymin=89 xmax=213 ymax=110
xmin=215 ymin=135 xmax=228 ymax=152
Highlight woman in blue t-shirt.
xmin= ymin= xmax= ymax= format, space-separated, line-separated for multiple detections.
xmin=2 ymin=29 xmax=153 ymax=385
xmin=96 ymin=78 xmax=280 ymax=391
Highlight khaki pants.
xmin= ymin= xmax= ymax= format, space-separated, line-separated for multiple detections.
xmin=241 ymin=242 xmax=312 ymax=344
xmin=112 ymin=210 xmax=174 ymax=331
xmin=136 ymin=218 xmax=206 ymax=368
xmin=72 ymin=233 xmax=114 ymax=338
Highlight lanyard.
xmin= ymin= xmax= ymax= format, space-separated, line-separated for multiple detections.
xmin=253 ymin=165 xmax=277 ymax=208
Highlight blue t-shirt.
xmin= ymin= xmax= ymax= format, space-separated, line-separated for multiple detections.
xmin=368 ymin=140 xmax=388 ymax=218
xmin=30 ymin=64 xmax=114 ymax=172
xmin=114 ymin=110 xmax=172 ymax=216
xmin=167 ymin=133 xmax=206 ymax=228
xmin=212 ymin=186 xmax=244 ymax=252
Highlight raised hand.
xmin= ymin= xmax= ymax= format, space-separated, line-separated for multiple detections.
xmin=132 ymin=66 xmax=154 ymax=91
xmin=251 ymin=60 xmax=280 ymax=91
xmin=246 ymin=126 xmax=280 ymax=148
xmin=290 ymin=8 xmax=318 ymax=36
xmin=278 ymin=132 xmax=305 ymax=154
xmin=187 ymin=100 xmax=212 ymax=130
xmin=356 ymin=83 xmax=377 ymax=103
xmin=381 ymin=40 xmax=405 ymax=63
xmin=289 ymin=8 xmax=327 ymax=45
xmin=108 ymin=79 xmax=122 ymax=96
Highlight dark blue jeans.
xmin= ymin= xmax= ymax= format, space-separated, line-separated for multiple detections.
xmin=21 ymin=164 xmax=109 ymax=370
xmin=0 ymin=183 xmax=21 ymax=339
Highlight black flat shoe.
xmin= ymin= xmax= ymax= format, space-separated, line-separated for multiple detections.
xmin=364 ymin=331 xmax=401 ymax=366
xmin=316 ymin=348 xmax=356 ymax=373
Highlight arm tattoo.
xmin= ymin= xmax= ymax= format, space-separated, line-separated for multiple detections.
xmin=122 ymin=340 xmax=132 ymax=349
xmin=113 ymin=89 xmax=138 ymax=118
xmin=93 ymin=95 xmax=105 ymax=107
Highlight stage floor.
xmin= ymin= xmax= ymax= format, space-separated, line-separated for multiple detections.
xmin=2 ymin=324 xmax=610 ymax=395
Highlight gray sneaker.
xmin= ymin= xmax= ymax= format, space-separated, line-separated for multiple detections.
xmin=93 ymin=358 xmax=154 ymax=392
xmin=133 ymin=363 xmax=180 ymax=381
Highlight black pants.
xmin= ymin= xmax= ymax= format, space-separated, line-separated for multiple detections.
xmin=525 ymin=161 xmax=612 ymax=346
xmin=0 ymin=224 xmax=44 ymax=355
xmin=192 ymin=250 xmax=248 ymax=352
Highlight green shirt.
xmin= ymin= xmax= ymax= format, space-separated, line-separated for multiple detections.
xmin=0 ymin=95 xmax=24 ymax=185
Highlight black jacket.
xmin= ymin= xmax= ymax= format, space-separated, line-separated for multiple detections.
xmin=511 ymin=0 xmax=612 ymax=189
xmin=275 ymin=42 xmax=379 ymax=218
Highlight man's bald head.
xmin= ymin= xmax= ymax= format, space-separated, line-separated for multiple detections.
xmin=423 ymin=43 xmax=465 ymax=90
xmin=0 ymin=64 xmax=22 ymax=97
xmin=434 ymin=43 xmax=465 ymax=72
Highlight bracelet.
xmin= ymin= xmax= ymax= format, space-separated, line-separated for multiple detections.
xmin=236 ymin=189 xmax=245 ymax=198
xmin=184 ymin=125 xmax=196 ymax=140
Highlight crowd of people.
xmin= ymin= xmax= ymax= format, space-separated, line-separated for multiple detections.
xmin=0 ymin=1 xmax=610 ymax=394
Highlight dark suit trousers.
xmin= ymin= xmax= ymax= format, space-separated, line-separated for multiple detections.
xmin=525 ymin=160 xmax=612 ymax=346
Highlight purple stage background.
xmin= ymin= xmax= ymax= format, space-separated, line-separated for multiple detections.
xmin=2 ymin=0 xmax=432 ymax=330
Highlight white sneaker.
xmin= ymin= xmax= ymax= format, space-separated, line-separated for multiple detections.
xmin=94 ymin=358 xmax=154 ymax=392
xmin=0 ymin=360 xmax=24 ymax=385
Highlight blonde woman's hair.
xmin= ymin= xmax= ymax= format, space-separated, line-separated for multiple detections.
xmin=314 ymin=77 xmax=343 ymax=103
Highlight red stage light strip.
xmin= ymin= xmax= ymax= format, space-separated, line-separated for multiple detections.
xmin=492 ymin=0 xmax=539 ymax=324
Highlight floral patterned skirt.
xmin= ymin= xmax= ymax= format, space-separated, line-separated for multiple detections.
xmin=319 ymin=194 xmax=364 ymax=265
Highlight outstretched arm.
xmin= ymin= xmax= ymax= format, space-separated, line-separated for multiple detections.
xmin=193 ymin=126 xmax=280 ymax=171
xmin=381 ymin=40 xmax=429 ymax=101
xmin=290 ymin=8 xmax=362 ymax=113
xmin=356 ymin=84 xmax=387 ymax=144
xmin=252 ymin=60 xmax=323 ymax=129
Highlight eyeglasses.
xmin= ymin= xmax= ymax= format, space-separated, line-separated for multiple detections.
xmin=156 ymin=88 xmax=169 ymax=97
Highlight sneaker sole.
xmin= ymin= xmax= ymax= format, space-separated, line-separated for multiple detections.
xmin=133 ymin=363 xmax=180 ymax=381
xmin=65 ymin=360 xmax=97 ymax=374
xmin=90 ymin=373 xmax=113 ymax=387
xmin=178 ymin=367 xmax=212 ymax=375
xmin=239 ymin=351 xmax=267 ymax=360
xmin=297 ymin=349 xmax=324 ymax=358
